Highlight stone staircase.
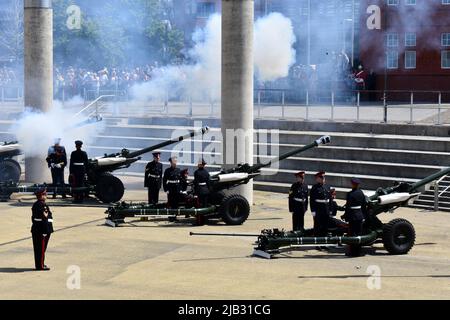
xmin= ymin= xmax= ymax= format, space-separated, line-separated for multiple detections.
xmin=411 ymin=175 xmax=450 ymax=212
xmin=1 ymin=114 xmax=450 ymax=209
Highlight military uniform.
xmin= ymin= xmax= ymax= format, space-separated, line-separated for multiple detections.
xmin=310 ymin=179 xmax=332 ymax=237
xmin=69 ymin=141 xmax=89 ymax=203
xmin=289 ymin=180 xmax=309 ymax=231
xmin=194 ymin=167 xmax=211 ymax=208
xmin=342 ymin=181 xmax=367 ymax=256
xmin=31 ymin=196 xmax=54 ymax=270
xmin=163 ymin=166 xmax=182 ymax=209
xmin=47 ymin=147 xmax=67 ymax=198
xmin=144 ymin=159 xmax=163 ymax=204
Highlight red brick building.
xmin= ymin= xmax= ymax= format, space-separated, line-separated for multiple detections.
xmin=359 ymin=0 xmax=450 ymax=93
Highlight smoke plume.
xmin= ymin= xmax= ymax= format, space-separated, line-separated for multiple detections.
xmin=130 ymin=13 xmax=297 ymax=102
xmin=254 ymin=12 xmax=296 ymax=81
xmin=12 ymin=99 xmax=104 ymax=158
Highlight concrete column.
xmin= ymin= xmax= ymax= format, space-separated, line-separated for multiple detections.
xmin=24 ymin=0 xmax=53 ymax=182
xmin=221 ymin=0 xmax=254 ymax=204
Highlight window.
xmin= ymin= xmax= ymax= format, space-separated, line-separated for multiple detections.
xmin=443 ymin=0 xmax=450 ymax=5
xmin=442 ymin=51 xmax=450 ymax=69
xmin=387 ymin=51 xmax=399 ymax=69
xmin=405 ymin=51 xmax=416 ymax=69
xmin=442 ymin=33 xmax=450 ymax=46
xmin=406 ymin=0 xmax=416 ymax=5
xmin=405 ymin=33 xmax=416 ymax=46
xmin=387 ymin=0 xmax=399 ymax=5
xmin=196 ymin=2 xmax=215 ymax=18
xmin=386 ymin=33 xmax=399 ymax=47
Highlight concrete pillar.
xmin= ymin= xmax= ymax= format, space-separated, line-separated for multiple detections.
xmin=221 ymin=0 xmax=254 ymax=204
xmin=24 ymin=0 xmax=53 ymax=182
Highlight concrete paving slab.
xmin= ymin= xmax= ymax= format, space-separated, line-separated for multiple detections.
xmin=0 ymin=189 xmax=449 ymax=300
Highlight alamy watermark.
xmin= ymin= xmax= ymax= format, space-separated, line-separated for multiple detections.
xmin=171 ymin=121 xmax=280 ymax=175
xmin=66 ymin=265 xmax=81 ymax=290
xmin=366 ymin=265 xmax=382 ymax=290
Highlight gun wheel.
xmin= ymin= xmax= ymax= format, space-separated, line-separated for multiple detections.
xmin=219 ymin=194 xmax=250 ymax=225
xmin=95 ymin=173 xmax=125 ymax=203
xmin=0 ymin=159 xmax=21 ymax=183
xmin=382 ymin=218 xmax=416 ymax=255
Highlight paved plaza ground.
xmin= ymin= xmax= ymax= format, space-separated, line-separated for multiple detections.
xmin=0 ymin=184 xmax=448 ymax=300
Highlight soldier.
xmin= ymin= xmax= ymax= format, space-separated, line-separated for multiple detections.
xmin=288 ymin=171 xmax=308 ymax=231
xmin=31 ymin=188 xmax=54 ymax=271
xmin=310 ymin=171 xmax=332 ymax=237
xmin=47 ymin=138 xmax=66 ymax=157
xmin=163 ymin=156 xmax=181 ymax=209
xmin=180 ymin=169 xmax=190 ymax=194
xmin=194 ymin=159 xmax=211 ymax=208
xmin=69 ymin=140 xmax=89 ymax=203
xmin=144 ymin=152 xmax=163 ymax=204
xmin=46 ymin=145 xmax=67 ymax=199
xmin=341 ymin=178 xmax=367 ymax=257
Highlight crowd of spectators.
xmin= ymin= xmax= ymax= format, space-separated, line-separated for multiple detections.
xmin=53 ymin=62 xmax=177 ymax=100
xmin=0 ymin=67 xmax=18 ymax=86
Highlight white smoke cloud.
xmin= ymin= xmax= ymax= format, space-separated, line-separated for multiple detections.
xmin=12 ymin=101 xmax=104 ymax=158
xmin=130 ymin=13 xmax=296 ymax=102
xmin=254 ymin=12 xmax=297 ymax=81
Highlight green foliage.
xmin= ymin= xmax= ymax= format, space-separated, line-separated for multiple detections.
xmin=52 ymin=0 xmax=185 ymax=68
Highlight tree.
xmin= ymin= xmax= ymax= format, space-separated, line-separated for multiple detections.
xmin=0 ymin=0 xmax=24 ymax=65
xmin=52 ymin=0 xmax=185 ymax=68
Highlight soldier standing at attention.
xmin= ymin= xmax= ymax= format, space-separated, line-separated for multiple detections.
xmin=342 ymin=178 xmax=367 ymax=257
xmin=69 ymin=140 xmax=89 ymax=203
xmin=163 ymin=156 xmax=181 ymax=209
xmin=288 ymin=171 xmax=308 ymax=231
xmin=144 ymin=152 xmax=163 ymax=204
xmin=194 ymin=159 xmax=211 ymax=208
xmin=46 ymin=145 xmax=68 ymax=199
xmin=310 ymin=171 xmax=332 ymax=237
xmin=31 ymin=188 xmax=54 ymax=271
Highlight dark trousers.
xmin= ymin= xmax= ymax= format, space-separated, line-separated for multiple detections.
xmin=32 ymin=233 xmax=50 ymax=269
xmin=71 ymin=172 xmax=85 ymax=202
xmin=197 ymin=194 xmax=209 ymax=208
xmin=292 ymin=210 xmax=305 ymax=231
xmin=347 ymin=220 xmax=364 ymax=257
xmin=314 ymin=212 xmax=329 ymax=237
xmin=167 ymin=191 xmax=180 ymax=209
xmin=147 ymin=186 xmax=160 ymax=204
xmin=51 ymin=169 xmax=65 ymax=196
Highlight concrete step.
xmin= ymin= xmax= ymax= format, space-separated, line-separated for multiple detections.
xmin=413 ymin=198 xmax=450 ymax=209
xmin=113 ymin=160 xmax=417 ymax=192
xmin=90 ymin=133 xmax=450 ymax=166
xmin=102 ymin=149 xmax=442 ymax=181
xmin=409 ymin=203 xmax=450 ymax=212
xmin=98 ymin=124 xmax=450 ymax=152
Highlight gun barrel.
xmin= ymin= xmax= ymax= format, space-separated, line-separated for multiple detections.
xmin=189 ymin=232 xmax=259 ymax=237
xmin=410 ymin=167 xmax=450 ymax=191
xmin=126 ymin=126 xmax=209 ymax=159
xmin=249 ymin=135 xmax=331 ymax=172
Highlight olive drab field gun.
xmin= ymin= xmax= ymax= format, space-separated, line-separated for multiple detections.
xmin=105 ymin=136 xmax=331 ymax=227
xmin=191 ymin=167 xmax=450 ymax=258
xmin=0 ymin=116 xmax=106 ymax=184
xmin=0 ymin=127 xmax=209 ymax=203
xmin=0 ymin=141 xmax=22 ymax=183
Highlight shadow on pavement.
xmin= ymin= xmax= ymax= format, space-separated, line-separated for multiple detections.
xmin=0 ymin=267 xmax=36 ymax=273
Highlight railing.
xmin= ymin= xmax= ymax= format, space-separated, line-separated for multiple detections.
xmin=433 ymin=174 xmax=450 ymax=211
xmin=74 ymin=95 xmax=115 ymax=119
xmin=0 ymin=86 xmax=23 ymax=103
xmin=253 ymin=89 xmax=450 ymax=125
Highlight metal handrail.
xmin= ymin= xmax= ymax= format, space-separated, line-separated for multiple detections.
xmin=73 ymin=95 xmax=115 ymax=118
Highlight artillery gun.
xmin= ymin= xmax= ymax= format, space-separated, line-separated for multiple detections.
xmin=105 ymin=136 xmax=331 ymax=227
xmin=0 ymin=141 xmax=22 ymax=183
xmin=191 ymin=167 xmax=450 ymax=258
xmin=0 ymin=127 xmax=209 ymax=203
